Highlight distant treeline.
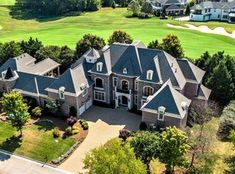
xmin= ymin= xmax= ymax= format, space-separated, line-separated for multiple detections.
xmin=12 ymin=0 xmax=101 ymax=17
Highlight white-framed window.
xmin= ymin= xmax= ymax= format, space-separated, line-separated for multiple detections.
xmin=97 ymin=62 xmax=103 ymax=72
xmin=59 ymin=87 xmax=65 ymax=100
xmin=146 ymin=70 xmax=153 ymax=80
xmin=123 ymin=68 xmax=128 ymax=74
xmin=143 ymin=86 xmax=154 ymax=97
xmin=135 ymin=81 xmax=138 ymax=91
xmin=121 ymin=80 xmax=129 ymax=90
xmin=113 ymin=77 xmax=117 ymax=87
xmin=158 ymin=106 xmax=166 ymax=121
xmin=94 ymin=91 xmax=106 ymax=102
xmin=95 ymin=77 xmax=104 ymax=88
xmin=134 ymin=95 xmax=138 ymax=105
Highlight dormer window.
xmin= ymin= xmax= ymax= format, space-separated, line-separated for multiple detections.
xmin=97 ymin=62 xmax=103 ymax=72
xmin=158 ymin=106 xmax=165 ymax=121
xmin=146 ymin=70 xmax=153 ymax=80
xmin=80 ymin=83 xmax=88 ymax=96
xmin=123 ymin=68 xmax=128 ymax=74
xmin=59 ymin=87 xmax=65 ymax=99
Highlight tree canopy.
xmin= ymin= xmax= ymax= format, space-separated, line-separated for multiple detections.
xmin=84 ymin=139 xmax=147 ymax=174
xmin=128 ymin=0 xmax=141 ymax=16
xmin=108 ymin=30 xmax=133 ymax=45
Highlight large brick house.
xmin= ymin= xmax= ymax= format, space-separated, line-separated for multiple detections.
xmin=0 ymin=41 xmax=211 ymax=128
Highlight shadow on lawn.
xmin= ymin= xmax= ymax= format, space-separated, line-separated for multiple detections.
xmin=0 ymin=135 xmax=22 ymax=153
xmin=224 ymin=156 xmax=235 ymax=174
xmin=35 ymin=121 xmax=55 ymax=132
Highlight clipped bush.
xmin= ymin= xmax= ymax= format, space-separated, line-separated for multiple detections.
xmin=139 ymin=121 xmax=147 ymax=131
xmin=65 ymin=126 xmax=73 ymax=135
xmin=32 ymin=106 xmax=42 ymax=117
xmin=80 ymin=119 xmax=89 ymax=130
xmin=67 ymin=116 xmax=77 ymax=127
xmin=53 ymin=127 xmax=60 ymax=138
xmin=119 ymin=129 xmax=131 ymax=141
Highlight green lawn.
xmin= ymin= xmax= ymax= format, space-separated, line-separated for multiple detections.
xmin=0 ymin=0 xmax=15 ymax=6
xmin=0 ymin=7 xmax=235 ymax=59
xmin=0 ymin=121 xmax=76 ymax=162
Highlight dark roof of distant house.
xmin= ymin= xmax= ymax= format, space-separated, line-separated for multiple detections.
xmin=141 ymin=80 xmax=191 ymax=118
xmin=165 ymin=0 xmax=180 ymax=4
xmin=166 ymin=4 xmax=184 ymax=10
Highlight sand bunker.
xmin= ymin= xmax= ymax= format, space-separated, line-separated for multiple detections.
xmin=167 ymin=23 xmax=235 ymax=39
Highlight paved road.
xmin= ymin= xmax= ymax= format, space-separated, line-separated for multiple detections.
xmin=59 ymin=106 xmax=141 ymax=173
xmin=0 ymin=150 xmax=72 ymax=174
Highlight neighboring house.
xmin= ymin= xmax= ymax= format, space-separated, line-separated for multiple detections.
xmin=0 ymin=42 xmax=211 ymax=128
xmin=190 ymin=1 xmax=235 ymax=23
xmin=150 ymin=0 xmax=188 ymax=15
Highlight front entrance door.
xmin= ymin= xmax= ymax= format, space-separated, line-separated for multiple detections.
xmin=121 ymin=96 xmax=128 ymax=106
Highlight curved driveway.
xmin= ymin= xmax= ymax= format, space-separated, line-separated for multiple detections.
xmin=59 ymin=106 xmax=141 ymax=173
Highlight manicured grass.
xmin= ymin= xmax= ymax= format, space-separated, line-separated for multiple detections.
xmin=0 ymin=0 xmax=15 ymax=6
xmin=0 ymin=121 xmax=76 ymax=162
xmin=0 ymin=7 xmax=235 ymax=59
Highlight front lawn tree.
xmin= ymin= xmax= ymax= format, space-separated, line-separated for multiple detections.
xmin=148 ymin=39 xmax=159 ymax=49
xmin=84 ymin=139 xmax=147 ymax=174
xmin=141 ymin=1 xmax=153 ymax=15
xmin=75 ymin=34 xmax=106 ymax=58
xmin=161 ymin=34 xmax=184 ymax=58
xmin=108 ymin=30 xmax=133 ymax=45
xmin=128 ymin=0 xmax=141 ymax=17
xmin=1 ymin=92 xmax=29 ymax=137
xmin=159 ymin=127 xmax=190 ymax=174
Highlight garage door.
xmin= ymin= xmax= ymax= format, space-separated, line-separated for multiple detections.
xmin=85 ymin=99 xmax=92 ymax=110
xmin=79 ymin=104 xmax=86 ymax=115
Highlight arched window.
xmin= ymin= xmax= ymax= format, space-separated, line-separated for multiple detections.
xmin=146 ymin=70 xmax=153 ymax=80
xmin=143 ymin=86 xmax=154 ymax=96
xmin=121 ymin=80 xmax=129 ymax=91
xmin=95 ymin=78 xmax=103 ymax=88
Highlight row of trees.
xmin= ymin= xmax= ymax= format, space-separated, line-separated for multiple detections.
xmin=12 ymin=0 xmax=101 ymax=18
xmin=195 ymin=51 xmax=235 ymax=105
xmin=84 ymin=127 xmax=190 ymax=174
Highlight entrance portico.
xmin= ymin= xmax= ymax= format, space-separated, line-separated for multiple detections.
xmin=114 ymin=87 xmax=133 ymax=110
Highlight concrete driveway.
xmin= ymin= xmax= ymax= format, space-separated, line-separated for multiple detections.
xmin=0 ymin=150 xmax=71 ymax=174
xmin=59 ymin=106 xmax=141 ymax=173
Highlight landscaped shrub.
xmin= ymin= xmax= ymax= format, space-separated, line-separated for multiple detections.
xmin=31 ymin=107 xmax=42 ymax=117
xmin=119 ymin=129 xmax=131 ymax=141
xmin=67 ymin=116 xmax=77 ymax=127
xmin=139 ymin=121 xmax=147 ymax=131
xmin=69 ymin=106 xmax=77 ymax=117
xmin=53 ymin=127 xmax=60 ymax=138
xmin=80 ymin=119 xmax=89 ymax=130
xmin=65 ymin=127 xmax=73 ymax=135
xmin=72 ymin=126 xmax=80 ymax=135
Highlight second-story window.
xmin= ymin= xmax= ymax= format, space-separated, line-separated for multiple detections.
xmin=59 ymin=87 xmax=65 ymax=99
xmin=95 ymin=78 xmax=103 ymax=88
xmin=113 ymin=77 xmax=117 ymax=87
xmin=143 ymin=86 xmax=154 ymax=97
xmin=121 ymin=80 xmax=129 ymax=91
xmin=135 ymin=81 xmax=138 ymax=91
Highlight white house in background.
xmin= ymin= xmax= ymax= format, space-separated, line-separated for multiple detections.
xmin=190 ymin=1 xmax=235 ymax=23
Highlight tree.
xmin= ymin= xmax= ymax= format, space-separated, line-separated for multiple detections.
xmin=185 ymin=4 xmax=190 ymax=15
xmin=0 ymin=41 xmax=23 ymax=65
xmin=160 ymin=34 xmax=184 ymax=58
xmin=102 ymin=0 xmax=113 ymax=7
xmin=127 ymin=0 xmax=141 ymax=17
xmin=35 ymin=45 xmax=61 ymax=62
xmin=207 ymin=61 xmax=235 ymax=105
xmin=130 ymin=131 xmax=161 ymax=167
xmin=159 ymin=127 xmax=190 ymax=173
xmin=20 ymin=37 xmax=43 ymax=57
xmin=84 ymin=139 xmax=147 ymax=174
xmin=108 ymin=30 xmax=133 ymax=45
xmin=147 ymin=40 xmax=159 ymax=49
xmin=75 ymin=34 xmax=105 ymax=58
xmin=218 ymin=101 xmax=235 ymax=140
xmin=111 ymin=0 xmax=116 ymax=8
xmin=45 ymin=99 xmax=63 ymax=115
xmin=0 ymin=92 xmax=29 ymax=136
xmin=141 ymin=1 xmax=153 ymax=15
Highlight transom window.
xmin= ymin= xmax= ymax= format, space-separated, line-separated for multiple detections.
xmin=95 ymin=78 xmax=103 ymax=88
xmin=143 ymin=86 xmax=154 ymax=97
xmin=121 ymin=80 xmax=129 ymax=91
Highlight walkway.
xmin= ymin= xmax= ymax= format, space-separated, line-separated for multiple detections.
xmin=59 ymin=106 xmax=141 ymax=173
xmin=0 ymin=150 xmax=72 ymax=174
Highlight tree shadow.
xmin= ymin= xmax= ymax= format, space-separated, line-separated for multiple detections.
xmin=224 ymin=156 xmax=235 ymax=174
xmin=35 ymin=121 xmax=55 ymax=131
xmin=0 ymin=135 xmax=22 ymax=153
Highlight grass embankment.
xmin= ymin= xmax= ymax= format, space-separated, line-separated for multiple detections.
xmin=0 ymin=7 xmax=235 ymax=58
xmin=0 ymin=121 xmax=76 ymax=162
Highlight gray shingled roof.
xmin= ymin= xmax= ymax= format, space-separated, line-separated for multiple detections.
xmin=177 ymin=58 xmax=205 ymax=83
xmin=196 ymin=84 xmax=211 ymax=100
xmin=141 ymin=80 xmax=191 ymax=118
xmin=166 ymin=4 xmax=184 ymax=10
xmin=47 ymin=64 xmax=92 ymax=95
xmin=192 ymin=1 xmax=235 ymax=10
xmin=14 ymin=72 xmax=56 ymax=95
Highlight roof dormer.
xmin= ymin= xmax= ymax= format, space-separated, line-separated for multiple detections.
xmin=97 ymin=62 xmax=103 ymax=72
xmin=146 ymin=70 xmax=153 ymax=80
xmin=123 ymin=68 xmax=128 ymax=74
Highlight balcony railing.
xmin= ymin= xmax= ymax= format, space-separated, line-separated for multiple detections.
xmin=116 ymin=88 xmax=129 ymax=94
